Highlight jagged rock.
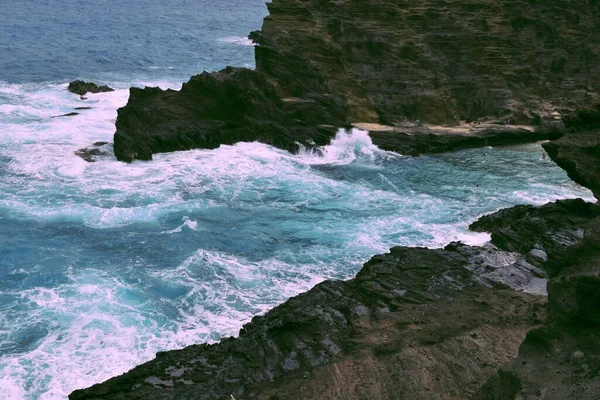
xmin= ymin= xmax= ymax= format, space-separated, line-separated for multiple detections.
xmin=475 ymin=216 xmax=600 ymax=400
xmin=542 ymin=105 xmax=600 ymax=200
xmin=470 ymin=199 xmax=600 ymax=274
xmin=69 ymin=243 xmax=546 ymax=400
xmin=68 ymin=80 xmax=114 ymax=96
xmin=113 ymin=0 xmax=600 ymax=161
xmin=475 ymin=119 xmax=600 ymax=399
xmin=75 ymin=142 xmax=110 ymax=162
xmin=113 ymin=67 xmax=346 ymax=162
xmin=544 ymin=132 xmax=600 ymax=201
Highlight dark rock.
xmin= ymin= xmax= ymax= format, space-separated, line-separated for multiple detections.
xmin=113 ymin=0 xmax=600 ymax=161
xmin=543 ymin=129 xmax=600 ymax=201
xmin=367 ymin=124 xmax=562 ymax=157
xmin=475 ymin=121 xmax=600 ymax=399
xmin=69 ymin=244 xmax=545 ymax=400
xmin=51 ymin=112 xmax=79 ymax=118
xmin=113 ymin=67 xmax=347 ymax=162
xmin=475 ymin=216 xmax=600 ymax=400
xmin=470 ymin=199 xmax=600 ymax=274
xmin=248 ymin=30 xmax=262 ymax=44
xmin=75 ymin=142 xmax=110 ymax=162
xmin=74 ymin=107 xmax=93 ymax=110
xmin=68 ymin=80 xmax=114 ymax=96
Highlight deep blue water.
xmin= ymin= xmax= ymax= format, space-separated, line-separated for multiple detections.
xmin=0 ymin=0 xmax=264 ymax=84
xmin=0 ymin=1 xmax=595 ymax=399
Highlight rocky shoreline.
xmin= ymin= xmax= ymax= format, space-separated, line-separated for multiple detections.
xmin=70 ymin=113 xmax=600 ymax=399
xmin=70 ymin=0 xmax=600 ymax=398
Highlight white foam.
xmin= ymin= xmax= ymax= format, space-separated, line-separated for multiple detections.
xmin=218 ymin=36 xmax=256 ymax=46
xmin=298 ymin=128 xmax=401 ymax=165
xmin=161 ymin=216 xmax=199 ymax=234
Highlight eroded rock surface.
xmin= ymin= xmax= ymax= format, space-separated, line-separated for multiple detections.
xmin=113 ymin=0 xmax=600 ymax=162
xmin=543 ymin=106 xmax=600 ymax=201
xmin=475 ymin=115 xmax=600 ymax=399
xmin=70 ymin=244 xmax=546 ymax=400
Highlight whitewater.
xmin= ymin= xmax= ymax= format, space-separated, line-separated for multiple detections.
xmin=0 ymin=1 xmax=595 ymax=399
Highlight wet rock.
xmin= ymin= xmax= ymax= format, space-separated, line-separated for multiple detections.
xmin=470 ymin=199 xmax=600 ymax=273
xmin=475 ymin=120 xmax=600 ymax=400
xmin=75 ymin=142 xmax=110 ymax=162
xmin=51 ymin=112 xmax=79 ymax=118
xmin=68 ymin=80 xmax=114 ymax=96
xmin=113 ymin=67 xmax=346 ymax=162
xmin=69 ymin=243 xmax=546 ymax=400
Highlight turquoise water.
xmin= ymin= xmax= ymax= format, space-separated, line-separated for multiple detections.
xmin=0 ymin=1 xmax=595 ymax=399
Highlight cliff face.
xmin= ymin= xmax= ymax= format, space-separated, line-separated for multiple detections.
xmin=112 ymin=0 xmax=600 ymax=162
xmin=257 ymin=0 xmax=599 ymax=125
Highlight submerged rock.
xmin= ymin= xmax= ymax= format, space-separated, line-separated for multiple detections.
xmin=68 ymin=80 xmax=114 ymax=96
xmin=75 ymin=142 xmax=110 ymax=162
xmin=51 ymin=112 xmax=79 ymax=118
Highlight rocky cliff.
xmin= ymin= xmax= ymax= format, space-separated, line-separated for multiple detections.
xmin=112 ymin=0 xmax=600 ymax=162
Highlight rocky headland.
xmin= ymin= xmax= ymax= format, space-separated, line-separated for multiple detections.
xmin=111 ymin=0 xmax=599 ymax=162
xmin=70 ymin=0 xmax=600 ymax=398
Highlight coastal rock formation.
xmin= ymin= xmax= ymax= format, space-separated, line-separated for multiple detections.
xmin=68 ymin=80 xmax=114 ymax=96
xmin=470 ymin=199 xmax=600 ymax=274
xmin=74 ymin=142 xmax=110 ymax=162
xmin=113 ymin=67 xmax=344 ymax=162
xmin=112 ymin=0 xmax=600 ymax=162
xmin=70 ymin=243 xmax=547 ymax=400
xmin=471 ymin=109 xmax=600 ymax=400
xmin=475 ymin=213 xmax=600 ymax=400
xmin=543 ymin=106 xmax=600 ymax=201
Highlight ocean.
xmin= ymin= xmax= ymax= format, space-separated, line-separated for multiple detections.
xmin=0 ymin=1 xmax=594 ymax=399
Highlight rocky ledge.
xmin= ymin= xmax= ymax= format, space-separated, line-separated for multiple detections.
xmin=112 ymin=0 xmax=599 ymax=162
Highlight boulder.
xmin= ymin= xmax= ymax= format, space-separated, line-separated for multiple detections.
xmin=68 ymin=80 xmax=114 ymax=96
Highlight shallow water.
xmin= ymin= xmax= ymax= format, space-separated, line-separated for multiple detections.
xmin=0 ymin=1 xmax=596 ymax=399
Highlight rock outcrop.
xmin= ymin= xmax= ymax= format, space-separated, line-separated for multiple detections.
xmin=543 ymin=106 xmax=600 ymax=201
xmin=68 ymin=80 xmax=114 ymax=96
xmin=70 ymin=243 xmax=547 ymax=400
xmin=474 ymin=109 xmax=600 ymax=400
xmin=112 ymin=0 xmax=600 ymax=162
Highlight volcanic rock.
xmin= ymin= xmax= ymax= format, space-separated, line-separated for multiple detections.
xmin=69 ymin=243 xmax=546 ymax=400
xmin=68 ymin=80 xmax=114 ymax=96
xmin=113 ymin=0 xmax=600 ymax=162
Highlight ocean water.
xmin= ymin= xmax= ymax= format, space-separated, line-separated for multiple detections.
xmin=0 ymin=1 xmax=595 ymax=399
